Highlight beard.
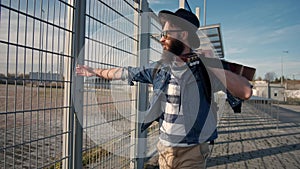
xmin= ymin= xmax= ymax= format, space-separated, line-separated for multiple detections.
xmin=161 ymin=38 xmax=185 ymax=62
xmin=169 ymin=38 xmax=185 ymax=56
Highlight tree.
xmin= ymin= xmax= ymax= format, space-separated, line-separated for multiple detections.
xmin=256 ymin=76 xmax=262 ymax=81
xmin=274 ymin=77 xmax=280 ymax=83
xmin=264 ymin=72 xmax=276 ymax=82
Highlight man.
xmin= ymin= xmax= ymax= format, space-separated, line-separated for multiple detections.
xmin=76 ymin=8 xmax=252 ymax=169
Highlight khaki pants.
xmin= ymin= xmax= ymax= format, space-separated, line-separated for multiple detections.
xmin=157 ymin=142 xmax=210 ymax=169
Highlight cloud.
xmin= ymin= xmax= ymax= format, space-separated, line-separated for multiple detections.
xmin=226 ymin=47 xmax=247 ymax=55
xmin=223 ymin=23 xmax=300 ymax=58
xmin=0 ymin=4 xmax=73 ymax=75
xmin=223 ymin=27 xmax=261 ymax=47
xmin=246 ymin=58 xmax=300 ymax=79
xmin=260 ymin=24 xmax=300 ymax=45
xmin=148 ymin=0 xmax=166 ymax=4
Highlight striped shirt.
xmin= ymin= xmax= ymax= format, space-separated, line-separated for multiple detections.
xmin=159 ymin=63 xmax=192 ymax=147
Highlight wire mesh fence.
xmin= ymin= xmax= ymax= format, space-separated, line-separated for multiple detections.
xmin=0 ymin=0 xmax=163 ymax=168
xmin=0 ymin=0 xmax=74 ymax=168
xmin=80 ymin=0 xmax=139 ymax=168
xmin=0 ymin=0 xmax=268 ymax=168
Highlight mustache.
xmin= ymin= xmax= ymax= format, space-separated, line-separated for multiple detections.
xmin=163 ymin=37 xmax=185 ymax=56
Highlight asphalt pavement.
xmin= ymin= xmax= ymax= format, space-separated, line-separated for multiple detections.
xmin=274 ymin=104 xmax=300 ymax=124
xmin=145 ymin=103 xmax=300 ymax=169
xmin=207 ymin=103 xmax=300 ymax=169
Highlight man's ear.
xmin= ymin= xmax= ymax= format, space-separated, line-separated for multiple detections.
xmin=180 ymin=31 xmax=189 ymax=41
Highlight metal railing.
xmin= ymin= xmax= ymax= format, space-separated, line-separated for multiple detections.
xmin=245 ymin=96 xmax=281 ymax=130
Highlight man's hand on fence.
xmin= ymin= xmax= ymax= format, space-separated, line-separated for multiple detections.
xmin=76 ymin=65 xmax=123 ymax=80
xmin=76 ymin=65 xmax=97 ymax=77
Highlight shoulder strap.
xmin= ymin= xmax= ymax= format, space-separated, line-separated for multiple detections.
xmin=192 ymin=54 xmax=212 ymax=103
xmin=153 ymin=57 xmax=212 ymax=102
xmin=152 ymin=60 xmax=164 ymax=80
xmin=198 ymin=60 xmax=212 ymax=103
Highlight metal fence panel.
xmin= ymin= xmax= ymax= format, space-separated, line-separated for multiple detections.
xmin=79 ymin=0 xmax=140 ymax=168
xmin=0 ymin=0 xmax=163 ymax=168
xmin=0 ymin=0 xmax=75 ymax=168
xmin=145 ymin=10 xmax=161 ymax=160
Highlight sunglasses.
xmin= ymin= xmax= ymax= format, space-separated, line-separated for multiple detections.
xmin=160 ymin=30 xmax=184 ymax=39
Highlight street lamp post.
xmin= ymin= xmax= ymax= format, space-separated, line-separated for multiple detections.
xmin=203 ymin=0 xmax=207 ymax=26
xmin=281 ymin=50 xmax=288 ymax=86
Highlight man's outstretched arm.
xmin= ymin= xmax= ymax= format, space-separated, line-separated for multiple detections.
xmin=76 ymin=65 xmax=123 ymax=80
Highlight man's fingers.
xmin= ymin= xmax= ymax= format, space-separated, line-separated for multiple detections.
xmin=76 ymin=65 xmax=87 ymax=76
xmin=75 ymin=65 xmax=95 ymax=77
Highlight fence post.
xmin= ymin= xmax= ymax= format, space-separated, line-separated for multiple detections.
xmin=270 ymin=100 xmax=274 ymax=125
xmin=70 ymin=0 xmax=86 ymax=168
xmin=62 ymin=0 xmax=78 ymax=168
xmin=130 ymin=1 xmax=140 ymax=169
xmin=134 ymin=0 xmax=151 ymax=168
xmin=276 ymin=100 xmax=280 ymax=130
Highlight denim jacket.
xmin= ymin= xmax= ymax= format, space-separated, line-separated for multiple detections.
xmin=123 ymin=59 xmax=219 ymax=144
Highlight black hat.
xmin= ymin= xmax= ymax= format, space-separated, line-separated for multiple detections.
xmin=158 ymin=8 xmax=200 ymax=49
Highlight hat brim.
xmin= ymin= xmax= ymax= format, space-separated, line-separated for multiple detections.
xmin=189 ymin=31 xmax=200 ymax=49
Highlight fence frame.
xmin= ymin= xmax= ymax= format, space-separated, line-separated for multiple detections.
xmin=0 ymin=0 xmax=168 ymax=168
xmin=70 ymin=0 xmax=87 ymax=168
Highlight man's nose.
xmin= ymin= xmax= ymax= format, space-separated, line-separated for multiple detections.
xmin=160 ymin=36 xmax=166 ymax=43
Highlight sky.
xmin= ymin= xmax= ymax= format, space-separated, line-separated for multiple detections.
xmin=0 ymin=0 xmax=299 ymax=80
xmin=148 ymin=0 xmax=300 ymax=80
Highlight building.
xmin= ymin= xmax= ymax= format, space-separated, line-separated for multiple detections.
xmin=252 ymin=81 xmax=285 ymax=101
xmin=29 ymin=72 xmax=64 ymax=87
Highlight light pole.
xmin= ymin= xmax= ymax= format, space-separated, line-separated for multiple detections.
xmin=203 ymin=0 xmax=207 ymax=26
xmin=281 ymin=50 xmax=288 ymax=86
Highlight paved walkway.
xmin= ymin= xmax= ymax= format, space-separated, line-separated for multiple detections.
xmin=207 ymin=103 xmax=300 ymax=169
xmin=145 ymin=103 xmax=300 ymax=169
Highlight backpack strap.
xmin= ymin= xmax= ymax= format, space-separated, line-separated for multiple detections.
xmin=198 ymin=59 xmax=212 ymax=103
xmin=187 ymin=53 xmax=212 ymax=103
xmin=153 ymin=56 xmax=212 ymax=103
xmin=152 ymin=60 xmax=164 ymax=80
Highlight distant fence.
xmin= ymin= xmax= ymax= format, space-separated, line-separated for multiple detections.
xmin=0 ymin=0 xmax=163 ymax=168
xmin=245 ymin=96 xmax=281 ymax=130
